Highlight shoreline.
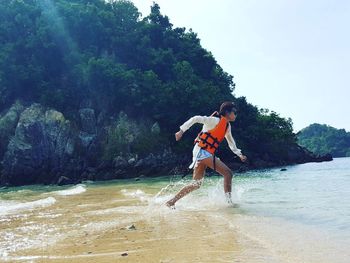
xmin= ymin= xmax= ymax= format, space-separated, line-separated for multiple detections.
xmin=1 ymin=159 xmax=349 ymax=263
xmin=0 ymin=156 xmax=334 ymax=188
xmin=5 ymin=207 xmax=349 ymax=263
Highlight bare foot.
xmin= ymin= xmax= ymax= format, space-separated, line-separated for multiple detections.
xmin=165 ymin=200 xmax=176 ymax=209
xmin=228 ymin=202 xmax=239 ymax=208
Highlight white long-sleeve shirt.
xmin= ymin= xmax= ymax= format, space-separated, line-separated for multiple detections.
xmin=179 ymin=115 xmax=243 ymax=169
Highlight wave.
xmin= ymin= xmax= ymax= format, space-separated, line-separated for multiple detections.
xmin=120 ymin=189 xmax=146 ymax=197
xmin=223 ymin=213 xmax=350 ymax=263
xmin=0 ymin=197 xmax=56 ymax=216
xmin=53 ymin=184 xmax=86 ymax=196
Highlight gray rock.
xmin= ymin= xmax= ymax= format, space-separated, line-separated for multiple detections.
xmin=79 ymin=108 xmax=96 ymax=134
xmin=120 ymin=224 xmax=136 ymax=230
xmin=113 ymin=156 xmax=128 ymax=168
xmin=135 ymin=174 xmax=144 ymax=181
xmin=78 ymin=107 xmax=97 ymax=149
xmin=78 ymin=131 xmax=96 ymax=148
xmin=128 ymin=157 xmax=136 ymax=165
xmin=96 ymin=110 xmax=106 ymax=126
xmin=151 ymin=122 xmax=160 ymax=134
xmin=0 ymin=101 xmax=25 ymax=157
xmin=0 ymin=103 xmax=78 ymax=186
xmin=57 ymin=176 xmax=73 ymax=185
xmin=134 ymin=159 xmax=145 ymax=168
xmin=127 ymin=224 xmax=136 ymax=230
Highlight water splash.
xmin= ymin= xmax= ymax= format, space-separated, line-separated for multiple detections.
xmin=53 ymin=184 xmax=86 ymax=196
xmin=0 ymin=197 xmax=56 ymax=216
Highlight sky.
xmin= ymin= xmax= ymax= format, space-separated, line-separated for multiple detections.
xmin=131 ymin=0 xmax=350 ymax=132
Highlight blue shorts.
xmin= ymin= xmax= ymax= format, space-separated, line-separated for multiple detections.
xmin=196 ymin=148 xmax=213 ymax=161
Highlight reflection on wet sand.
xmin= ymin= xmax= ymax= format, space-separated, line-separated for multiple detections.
xmin=1 ymin=183 xmax=272 ymax=263
xmin=1 ymin=172 xmax=349 ymax=263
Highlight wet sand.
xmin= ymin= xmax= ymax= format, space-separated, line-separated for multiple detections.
xmin=2 ymin=179 xmax=349 ymax=263
xmin=25 ymin=213 xmax=241 ymax=263
xmin=1 ymin=183 xmax=279 ymax=263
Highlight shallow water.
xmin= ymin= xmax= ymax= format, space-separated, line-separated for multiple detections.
xmin=0 ymin=158 xmax=349 ymax=262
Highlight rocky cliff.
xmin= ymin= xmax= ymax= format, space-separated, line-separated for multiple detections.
xmin=0 ymin=101 xmax=332 ymax=187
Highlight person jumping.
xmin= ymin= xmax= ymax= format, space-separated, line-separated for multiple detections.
xmin=165 ymin=101 xmax=247 ymax=208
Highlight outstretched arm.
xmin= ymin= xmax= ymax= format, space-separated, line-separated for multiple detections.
xmin=175 ymin=115 xmax=215 ymax=141
xmin=225 ymin=123 xmax=247 ymax=162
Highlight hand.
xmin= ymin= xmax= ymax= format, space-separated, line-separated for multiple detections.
xmin=175 ymin=129 xmax=184 ymax=141
xmin=239 ymin=155 xmax=247 ymax=162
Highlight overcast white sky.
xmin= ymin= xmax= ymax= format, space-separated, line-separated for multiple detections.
xmin=131 ymin=0 xmax=350 ymax=132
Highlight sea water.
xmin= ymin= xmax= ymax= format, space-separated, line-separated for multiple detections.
xmin=0 ymin=157 xmax=349 ymax=262
xmin=233 ymin=157 xmax=350 ymax=236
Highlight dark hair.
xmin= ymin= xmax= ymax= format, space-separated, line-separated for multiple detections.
xmin=219 ymin=101 xmax=237 ymax=116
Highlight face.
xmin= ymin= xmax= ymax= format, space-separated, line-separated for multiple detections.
xmin=226 ymin=110 xmax=237 ymax=121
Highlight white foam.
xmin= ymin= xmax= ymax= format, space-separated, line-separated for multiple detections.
xmin=54 ymin=184 xmax=86 ymax=196
xmin=84 ymin=205 xmax=145 ymax=216
xmin=120 ymin=189 xmax=148 ymax=202
xmin=147 ymin=178 xmax=237 ymax=212
xmin=0 ymin=197 xmax=56 ymax=216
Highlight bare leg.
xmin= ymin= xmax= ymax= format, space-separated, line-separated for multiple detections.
xmin=199 ymin=156 xmax=234 ymax=205
xmin=165 ymin=160 xmax=207 ymax=207
xmin=202 ymin=156 xmax=236 ymax=205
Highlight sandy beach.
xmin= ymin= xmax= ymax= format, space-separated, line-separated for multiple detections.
xmin=1 ymin=181 xmax=279 ymax=263
xmin=1 ymin=163 xmax=350 ymax=263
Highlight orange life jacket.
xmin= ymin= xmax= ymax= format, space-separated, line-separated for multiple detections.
xmin=194 ymin=116 xmax=229 ymax=155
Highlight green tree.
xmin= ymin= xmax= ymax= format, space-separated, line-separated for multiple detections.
xmin=297 ymin=124 xmax=350 ymax=157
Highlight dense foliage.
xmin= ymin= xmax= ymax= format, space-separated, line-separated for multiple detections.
xmin=297 ymin=124 xmax=350 ymax=157
xmin=0 ymin=0 xmax=298 ymax=160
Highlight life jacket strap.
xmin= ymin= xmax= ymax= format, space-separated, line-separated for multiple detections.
xmin=198 ymin=132 xmax=220 ymax=150
xmin=192 ymin=120 xmax=230 ymax=172
xmin=213 ymin=153 xmax=216 ymax=172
